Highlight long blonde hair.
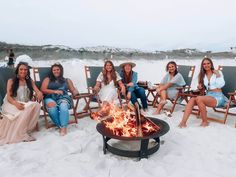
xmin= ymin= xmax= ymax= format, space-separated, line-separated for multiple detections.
xmin=102 ymin=60 xmax=117 ymax=86
xmin=198 ymin=57 xmax=215 ymax=87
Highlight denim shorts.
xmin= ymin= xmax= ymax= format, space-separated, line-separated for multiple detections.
xmin=206 ymin=91 xmax=228 ymax=108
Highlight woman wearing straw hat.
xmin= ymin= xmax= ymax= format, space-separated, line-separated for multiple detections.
xmin=119 ymin=62 xmax=148 ymax=111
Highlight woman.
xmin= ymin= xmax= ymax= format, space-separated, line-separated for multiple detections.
xmin=94 ymin=60 xmax=125 ymax=116
xmin=179 ymin=57 xmax=227 ymax=127
xmin=119 ymin=62 xmax=148 ymax=111
xmin=0 ymin=62 xmax=42 ymax=145
xmin=153 ymin=61 xmax=186 ymax=115
xmin=41 ymin=63 xmax=78 ymax=136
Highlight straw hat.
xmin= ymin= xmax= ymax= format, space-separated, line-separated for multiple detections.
xmin=119 ymin=62 xmax=136 ymax=68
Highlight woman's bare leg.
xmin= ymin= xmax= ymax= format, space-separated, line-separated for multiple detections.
xmin=153 ymin=90 xmax=167 ymax=114
xmin=195 ymin=96 xmax=217 ymax=127
xmin=178 ymin=97 xmax=197 ymax=128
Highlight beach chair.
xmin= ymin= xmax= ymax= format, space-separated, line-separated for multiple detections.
xmin=151 ymin=65 xmax=195 ymax=113
xmin=33 ymin=67 xmax=92 ymax=128
xmin=0 ymin=67 xmax=15 ymax=106
xmin=84 ymin=66 xmax=124 ymax=107
xmin=206 ymin=66 xmax=236 ymax=124
xmin=0 ymin=67 xmax=40 ymax=131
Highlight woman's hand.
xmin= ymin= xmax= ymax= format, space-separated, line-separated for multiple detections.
xmin=15 ymin=101 xmax=25 ymax=110
xmin=72 ymin=89 xmax=79 ymax=96
xmin=156 ymin=86 xmax=161 ymax=94
xmin=121 ymin=86 xmax=126 ymax=96
xmin=213 ymin=70 xmax=220 ymax=78
xmin=126 ymin=82 xmax=134 ymax=87
xmin=197 ymin=84 xmax=203 ymax=90
xmin=94 ymin=86 xmax=100 ymax=93
xmin=127 ymin=92 xmax=131 ymax=100
xmin=54 ymin=90 xmax=63 ymax=95
xmin=36 ymin=91 xmax=43 ymax=101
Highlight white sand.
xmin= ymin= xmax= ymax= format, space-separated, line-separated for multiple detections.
xmin=0 ymin=58 xmax=236 ymax=177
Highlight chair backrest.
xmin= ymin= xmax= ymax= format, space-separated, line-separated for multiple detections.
xmin=177 ymin=65 xmax=195 ymax=88
xmin=219 ymin=65 xmax=236 ymax=99
xmin=32 ymin=67 xmax=51 ymax=88
xmin=0 ymin=67 xmax=15 ymax=106
xmin=85 ymin=66 xmax=122 ymax=92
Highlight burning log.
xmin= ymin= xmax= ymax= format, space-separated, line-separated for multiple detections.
xmin=90 ymin=102 xmax=160 ymax=137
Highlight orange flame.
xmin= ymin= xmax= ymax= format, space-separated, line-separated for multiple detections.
xmin=91 ymin=103 xmax=160 ymax=137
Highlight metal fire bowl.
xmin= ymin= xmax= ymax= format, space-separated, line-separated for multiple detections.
xmin=96 ymin=117 xmax=170 ymax=160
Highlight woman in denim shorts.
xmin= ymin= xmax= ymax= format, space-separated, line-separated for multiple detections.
xmin=179 ymin=57 xmax=228 ymax=128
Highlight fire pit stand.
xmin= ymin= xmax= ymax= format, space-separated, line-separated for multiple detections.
xmin=96 ymin=117 xmax=170 ymax=160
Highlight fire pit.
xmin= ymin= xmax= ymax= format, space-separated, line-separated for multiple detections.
xmin=96 ymin=117 xmax=169 ymax=160
xmin=92 ymin=102 xmax=170 ymax=160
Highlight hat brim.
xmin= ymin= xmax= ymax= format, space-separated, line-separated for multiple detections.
xmin=119 ymin=62 xmax=136 ymax=68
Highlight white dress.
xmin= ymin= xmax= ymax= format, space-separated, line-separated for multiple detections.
xmin=0 ymin=86 xmax=41 ymax=145
xmin=96 ymin=72 xmax=121 ymax=103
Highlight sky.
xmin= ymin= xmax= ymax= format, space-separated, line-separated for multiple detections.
xmin=0 ymin=0 xmax=236 ymax=51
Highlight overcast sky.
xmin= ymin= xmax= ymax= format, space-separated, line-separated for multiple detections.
xmin=0 ymin=0 xmax=236 ymax=51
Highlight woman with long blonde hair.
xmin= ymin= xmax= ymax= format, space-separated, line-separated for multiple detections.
xmin=94 ymin=60 xmax=125 ymax=116
xmin=179 ymin=57 xmax=228 ymax=127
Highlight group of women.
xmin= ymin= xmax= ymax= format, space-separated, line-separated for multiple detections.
xmin=0 ymin=57 xmax=228 ymax=145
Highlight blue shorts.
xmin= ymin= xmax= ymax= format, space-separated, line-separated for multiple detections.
xmin=206 ymin=91 xmax=228 ymax=108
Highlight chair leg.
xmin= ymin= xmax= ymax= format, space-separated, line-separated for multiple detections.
xmin=152 ymin=93 xmax=159 ymax=107
xmin=170 ymin=98 xmax=178 ymax=113
xmin=42 ymin=105 xmax=50 ymax=129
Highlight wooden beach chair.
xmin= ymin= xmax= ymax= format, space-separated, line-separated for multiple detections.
xmin=151 ymin=65 xmax=195 ymax=113
xmin=33 ymin=67 xmax=92 ymax=128
xmin=181 ymin=65 xmax=236 ymax=124
xmin=0 ymin=67 xmax=40 ymax=131
xmin=206 ymin=65 xmax=236 ymax=124
xmin=84 ymin=66 xmax=124 ymax=107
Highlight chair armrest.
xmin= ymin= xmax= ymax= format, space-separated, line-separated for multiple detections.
xmin=228 ymin=92 xmax=236 ymax=96
xmin=176 ymin=87 xmax=184 ymax=90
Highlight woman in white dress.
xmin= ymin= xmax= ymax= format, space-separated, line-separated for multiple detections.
xmin=93 ymin=60 xmax=125 ymax=116
xmin=0 ymin=62 xmax=43 ymax=145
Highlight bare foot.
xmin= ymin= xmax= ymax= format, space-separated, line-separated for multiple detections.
xmin=23 ymin=135 xmax=36 ymax=142
xmin=152 ymin=110 xmax=160 ymax=115
xmin=178 ymin=122 xmax=187 ymax=128
xmin=60 ymin=128 xmax=67 ymax=136
xmin=164 ymin=110 xmax=172 ymax=117
xmin=200 ymin=121 xmax=209 ymax=127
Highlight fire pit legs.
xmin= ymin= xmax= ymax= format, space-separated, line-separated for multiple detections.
xmin=101 ymin=135 xmax=161 ymax=160
xmin=102 ymin=136 xmax=111 ymax=154
xmin=97 ymin=117 xmax=169 ymax=160
xmin=139 ymin=139 xmax=149 ymax=159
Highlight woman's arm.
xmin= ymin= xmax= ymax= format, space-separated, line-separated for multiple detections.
xmin=214 ymin=70 xmax=225 ymax=88
xmin=6 ymin=79 xmax=24 ymax=110
xmin=158 ymin=82 xmax=173 ymax=92
xmin=67 ymin=78 xmax=79 ymax=96
xmin=94 ymin=81 xmax=101 ymax=93
xmin=31 ymin=80 xmax=43 ymax=101
xmin=118 ymin=80 xmax=126 ymax=95
xmin=126 ymin=72 xmax=138 ymax=87
xmin=41 ymin=77 xmax=63 ymax=95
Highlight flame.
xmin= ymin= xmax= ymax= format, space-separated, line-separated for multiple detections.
xmin=91 ymin=103 xmax=160 ymax=137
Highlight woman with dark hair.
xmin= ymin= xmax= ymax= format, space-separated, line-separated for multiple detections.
xmin=179 ymin=57 xmax=227 ymax=127
xmin=119 ymin=62 xmax=148 ymax=111
xmin=153 ymin=61 xmax=186 ymax=115
xmin=41 ymin=63 xmax=78 ymax=136
xmin=0 ymin=62 xmax=43 ymax=145
xmin=93 ymin=60 xmax=125 ymax=116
